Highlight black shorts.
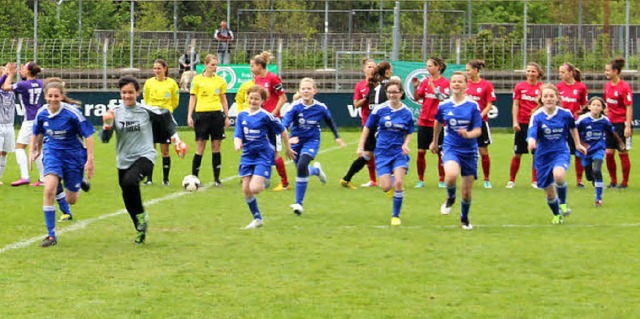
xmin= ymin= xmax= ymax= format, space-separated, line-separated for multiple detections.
xmin=606 ymin=123 xmax=630 ymax=151
xmin=364 ymin=126 xmax=377 ymax=152
xmin=194 ymin=111 xmax=226 ymax=141
xmin=514 ymin=123 xmax=531 ymax=154
xmin=477 ymin=121 xmax=492 ymax=147
xmin=417 ymin=125 xmax=443 ymax=150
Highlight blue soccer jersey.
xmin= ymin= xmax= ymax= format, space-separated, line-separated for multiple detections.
xmin=435 ymin=97 xmax=482 ymax=155
xmin=281 ymin=99 xmax=340 ymax=143
xmin=234 ymin=108 xmax=285 ymax=165
xmin=527 ymin=107 xmax=576 ymax=157
xmin=33 ymin=103 xmax=95 ymax=151
xmin=575 ymin=113 xmax=615 ymax=158
xmin=366 ymin=102 xmax=415 ymax=158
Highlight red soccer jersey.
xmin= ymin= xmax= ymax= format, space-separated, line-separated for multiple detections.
xmin=466 ymin=78 xmax=496 ymax=122
xmin=604 ymin=79 xmax=633 ymax=124
xmin=353 ymin=79 xmax=371 ymax=126
xmin=557 ymin=81 xmax=588 ymax=119
xmin=416 ymin=76 xmax=450 ymax=127
xmin=254 ymin=72 xmax=285 ymax=114
xmin=513 ymin=81 xmax=542 ymax=124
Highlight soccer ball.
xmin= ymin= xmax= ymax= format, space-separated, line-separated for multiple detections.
xmin=182 ymin=175 xmax=201 ymax=192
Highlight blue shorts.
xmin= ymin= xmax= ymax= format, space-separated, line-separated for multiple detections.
xmin=442 ymin=151 xmax=478 ymax=178
xmin=43 ymin=148 xmax=86 ymax=192
xmin=239 ymin=163 xmax=272 ymax=179
xmin=535 ymin=152 xmax=570 ymax=189
xmin=375 ymin=153 xmax=410 ymax=176
xmin=291 ymin=139 xmax=320 ymax=159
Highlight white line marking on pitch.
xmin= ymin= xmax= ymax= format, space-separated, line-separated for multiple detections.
xmin=0 ymin=143 xmax=351 ymax=254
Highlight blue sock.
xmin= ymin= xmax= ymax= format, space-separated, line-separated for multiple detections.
xmin=43 ymin=206 xmax=56 ymax=238
xmin=446 ymin=185 xmax=456 ymax=206
xmin=308 ymin=165 xmax=319 ymax=176
xmin=246 ymin=196 xmax=262 ymax=220
xmin=56 ymin=191 xmax=72 ymax=215
xmin=461 ymin=199 xmax=471 ymax=219
xmin=392 ymin=190 xmax=404 ymax=217
xmin=547 ymin=197 xmax=560 ymax=216
xmin=595 ymin=180 xmax=603 ymax=201
xmin=556 ymin=182 xmax=568 ymax=204
xmin=295 ymin=177 xmax=308 ymax=205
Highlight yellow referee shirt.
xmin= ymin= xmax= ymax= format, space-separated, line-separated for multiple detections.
xmin=190 ymin=74 xmax=227 ymax=112
xmin=235 ymin=80 xmax=255 ymax=112
xmin=143 ymin=77 xmax=180 ymax=112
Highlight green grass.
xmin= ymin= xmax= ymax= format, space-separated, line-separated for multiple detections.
xmin=1 ymin=131 xmax=639 ymax=318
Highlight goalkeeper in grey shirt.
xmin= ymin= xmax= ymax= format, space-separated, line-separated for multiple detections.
xmin=100 ymin=76 xmax=188 ymax=244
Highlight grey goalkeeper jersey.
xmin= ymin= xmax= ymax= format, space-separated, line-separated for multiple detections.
xmin=100 ymin=102 xmax=177 ymax=170
xmin=0 ymin=90 xmax=16 ymax=125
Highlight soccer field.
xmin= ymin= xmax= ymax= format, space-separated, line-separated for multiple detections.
xmin=1 ymin=130 xmax=639 ymax=318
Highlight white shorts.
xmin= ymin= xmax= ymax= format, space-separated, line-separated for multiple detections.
xmin=16 ymin=120 xmax=34 ymax=145
xmin=0 ymin=124 xmax=15 ymax=152
xmin=276 ymin=134 xmax=282 ymax=152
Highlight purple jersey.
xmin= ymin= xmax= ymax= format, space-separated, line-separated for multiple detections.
xmin=12 ymin=79 xmax=44 ymax=121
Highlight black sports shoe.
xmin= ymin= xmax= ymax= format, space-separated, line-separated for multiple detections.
xmin=576 ymin=183 xmax=585 ymax=188
xmin=607 ymin=182 xmax=618 ymax=189
xmin=81 ymin=178 xmax=91 ymax=192
xmin=40 ymin=236 xmax=58 ymax=247
xmin=618 ymin=184 xmax=628 ymax=189
xmin=214 ymin=180 xmax=223 ymax=187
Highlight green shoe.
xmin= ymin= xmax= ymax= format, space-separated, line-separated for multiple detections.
xmin=135 ymin=212 xmax=148 ymax=244
xmin=551 ymin=215 xmax=564 ymax=225
xmin=559 ymin=203 xmax=572 ymax=216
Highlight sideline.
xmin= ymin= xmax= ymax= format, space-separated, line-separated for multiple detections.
xmin=0 ymin=143 xmax=352 ymax=255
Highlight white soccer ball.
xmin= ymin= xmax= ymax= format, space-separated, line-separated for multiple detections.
xmin=182 ymin=175 xmax=201 ymax=192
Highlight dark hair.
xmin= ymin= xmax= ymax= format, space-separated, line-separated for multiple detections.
xmin=608 ymin=57 xmax=625 ymax=74
xmin=154 ymin=59 xmax=170 ymax=77
xmin=251 ymin=51 xmax=273 ymax=69
xmin=429 ymin=57 xmax=447 ymax=74
xmin=44 ymin=77 xmax=82 ymax=106
xmin=368 ymin=61 xmax=392 ymax=88
xmin=562 ymin=62 xmax=582 ymax=82
xmin=118 ymin=76 xmax=141 ymax=91
xmin=25 ymin=61 xmax=42 ymax=77
xmin=579 ymin=96 xmax=607 ymax=116
xmin=247 ymin=85 xmax=268 ymax=101
xmin=385 ymin=78 xmax=403 ymax=93
xmin=467 ymin=59 xmax=486 ymax=71
xmin=527 ymin=61 xmax=544 ymax=79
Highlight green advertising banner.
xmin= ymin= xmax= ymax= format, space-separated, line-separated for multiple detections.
xmin=195 ymin=64 xmax=277 ymax=93
xmin=391 ymin=61 xmax=465 ymax=120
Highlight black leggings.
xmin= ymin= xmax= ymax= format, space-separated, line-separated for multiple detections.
xmin=584 ymin=159 xmax=603 ymax=182
xmin=118 ymin=157 xmax=154 ymax=228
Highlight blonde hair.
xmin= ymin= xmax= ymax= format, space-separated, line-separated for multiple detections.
xmin=299 ymin=77 xmax=317 ymax=89
xmin=251 ymin=51 xmax=273 ymax=69
xmin=537 ymin=83 xmax=560 ymax=107
xmin=44 ymin=77 xmax=82 ymax=106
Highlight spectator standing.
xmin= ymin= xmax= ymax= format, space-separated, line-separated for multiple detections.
xmin=214 ymin=21 xmax=234 ymax=65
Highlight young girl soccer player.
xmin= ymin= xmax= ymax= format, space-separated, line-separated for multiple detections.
xmin=358 ymin=78 xmax=413 ymax=226
xmin=465 ymin=59 xmax=496 ymax=189
xmin=30 ymin=81 xmax=96 ymax=247
xmin=527 ymin=84 xmax=586 ymax=224
xmin=507 ymin=62 xmax=543 ymax=189
xmin=282 ymin=78 xmax=345 ymax=215
xmin=143 ymin=59 xmax=180 ymax=186
xmin=557 ymin=62 xmax=589 ymax=187
xmin=234 ymin=86 xmax=294 ymax=229
xmin=412 ymin=57 xmax=449 ymax=188
xmin=603 ymin=57 xmax=633 ymax=189
xmin=101 ymin=76 xmax=187 ymax=244
xmin=432 ymin=72 xmax=482 ymax=230
xmin=576 ymin=97 xmax=625 ymax=207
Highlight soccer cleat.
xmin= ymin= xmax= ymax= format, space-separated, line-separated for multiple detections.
xmin=272 ymin=183 xmax=289 ymax=191
xmin=134 ymin=212 xmax=148 ymax=244
xmin=313 ymin=162 xmax=327 ymax=184
xmin=484 ymin=180 xmax=493 ymax=189
xmin=143 ymin=180 xmax=153 ymax=186
xmin=440 ymin=202 xmax=452 ymax=215
xmin=40 ymin=236 xmax=57 ymax=247
xmin=290 ymin=203 xmax=304 ymax=216
xmin=390 ymin=217 xmax=401 ymax=226
xmin=531 ymin=181 xmax=538 ymax=189
xmin=461 ymin=216 xmax=473 ymax=230
xmin=594 ymin=200 xmax=603 ymax=207
xmin=244 ymin=219 xmax=264 ymax=229
xmin=551 ymin=215 xmax=564 ymax=225
xmin=385 ymin=189 xmax=394 ymax=199
xmin=606 ymin=182 xmax=617 ymax=189
xmin=618 ymin=183 xmax=628 ymax=189
xmin=162 ymin=181 xmax=170 ymax=186
xmin=559 ymin=203 xmax=572 ymax=216
xmin=576 ymin=182 xmax=585 ymax=188
xmin=505 ymin=181 xmax=515 ymax=189
xmin=30 ymin=180 xmax=44 ymax=187
xmin=339 ymin=179 xmax=357 ymax=189
xmin=438 ymin=181 xmax=446 ymax=188
xmin=214 ymin=180 xmax=223 ymax=187
xmin=11 ymin=178 xmax=30 ymax=186
xmin=361 ymin=180 xmax=377 ymax=187
xmin=80 ymin=178 xmax=91 ymax=192
xmin=58 ymin=213 xmax=73 ymax=222
xmin=414 ymin=181 xmax=424 ymax=188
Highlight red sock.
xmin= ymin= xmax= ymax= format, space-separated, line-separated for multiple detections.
xmin=606 ymin=152 xmax=617 ymax=184
xmin=481 ymin=154 xmax=491 ymax=181
xmin=532 ymin=166 xmax=537 ymax=183
xmin=367 ymin=156 xmax=376 ymax=183
xmin=620 ymin=153 xmax=631 ymax=186
xmin=416 ymin=150 xmax=426 ymax=181
xmin=575 ymin=157 xmax=584 ymax=183
xmin=275 ymin=157 xmax=288 ymax=186
xmin=437 ymin=152 xmax=445 ymax=182
xmin=509 ymin=156 xmax=521 ymax=182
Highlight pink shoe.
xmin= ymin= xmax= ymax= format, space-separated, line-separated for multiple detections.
xmin=30 ymin=180 xmax=44 ymax=187
xmin=11 ymin=178 xmax=30 ymax=187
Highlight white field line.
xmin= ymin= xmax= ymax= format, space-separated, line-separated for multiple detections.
xmin=0 ymin=143 xmax=351 ymax=254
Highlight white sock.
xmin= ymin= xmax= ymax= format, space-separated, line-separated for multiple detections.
xmin=15 ymin=149 xmax=29 ymax=179
xmin=0 ymin=155 xmax=6 ymax=179
xmin=36 ymin=155 xmax=44 ymax=182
